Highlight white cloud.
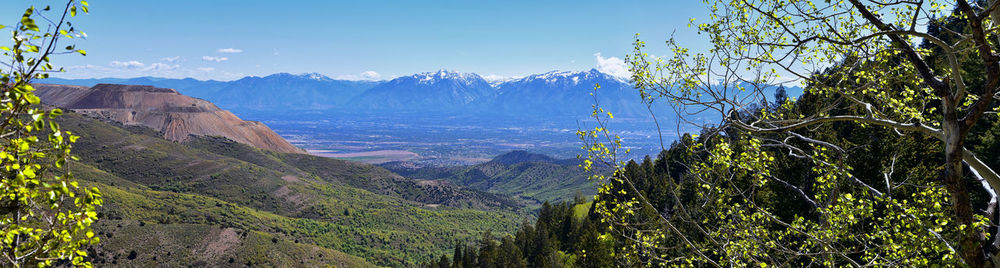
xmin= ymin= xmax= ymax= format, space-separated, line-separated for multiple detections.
xmin=196 ymin=67 xmax=215 ymax=72
xmin=144 ymin=63 xmax=179 ymax=71
xmin=217 ymin=48 xmax=243 ymax=53
xmin=335 ymin=71 xmax=385 ymax=81
xmin=201 ymin=56 xmax=228 ymax=62
xmin=361 ymin=71 xmax=380 ymax=79
xmin=109 ymin=60 xmax=145 ymax=68
xmin=160 ymin=56 xmax=182 ymax=63
xmin=594 ymin=52 xmax=630 ymax=78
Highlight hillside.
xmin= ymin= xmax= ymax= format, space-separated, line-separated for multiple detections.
xmin=53 ymin=109 xmax=527 ymax=266
xmin=383 ymin=150 xmax=597 ymax=203
xmin=33 ymin=83 xmax=305 ymax=154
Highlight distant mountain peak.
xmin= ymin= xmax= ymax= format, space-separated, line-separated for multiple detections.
xmin=301 ymin=72 xmax=332 ymax=81
xmin=512 ymin=68 xmax=625 ymax=85
xmin=409 ymin=69 xmax=485 ymax=84
xmin=351 ymin=69 xmax=495 ymax=110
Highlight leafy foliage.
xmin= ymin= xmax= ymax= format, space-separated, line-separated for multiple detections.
xmin=580 ymin=0 xmax=1000 ymax=266
xmin=0 ymin=1 xmax=100 ymax=267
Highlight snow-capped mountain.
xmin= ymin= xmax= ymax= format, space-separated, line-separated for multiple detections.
xmin=482 ymin=68 xmax=648 ymax=117
xmin=414 ymin=69 xmax=485 ymax=85
xmin=350 ymin=70 xmax=495 ymax=111
xmin=508 ymin=69 xmax=628 ymax=87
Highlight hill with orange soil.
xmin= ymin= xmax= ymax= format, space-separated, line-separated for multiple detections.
xmin=34 ymin=83 xmax=305 ymax=154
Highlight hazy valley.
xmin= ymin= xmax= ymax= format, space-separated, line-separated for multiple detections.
xmin=45 ymin=70 xmax=794 ymax=166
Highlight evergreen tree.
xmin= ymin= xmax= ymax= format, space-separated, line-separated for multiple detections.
xmin=451 ymin=241 xmax=464 ymax=268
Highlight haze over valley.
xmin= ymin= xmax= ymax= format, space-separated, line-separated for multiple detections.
xmin=44 ymin=69 xmax=740 ymax=165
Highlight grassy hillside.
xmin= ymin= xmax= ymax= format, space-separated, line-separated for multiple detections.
xmin=57 ymin=112 xmax=527 ymax=267
xmin=384 ymin=151 xmax=600 ymax=203
xmin=185 ymin=136 xmax=528 ymax=210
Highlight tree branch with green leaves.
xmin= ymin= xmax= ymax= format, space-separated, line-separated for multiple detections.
xmin=582 ymin=0 xmax=1000 ymax=266
xmin=0 ymin=1 xmax=100 ymax=267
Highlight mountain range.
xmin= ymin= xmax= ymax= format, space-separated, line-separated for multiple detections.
xmin=46 ymin=69 xmax=793 ymax=118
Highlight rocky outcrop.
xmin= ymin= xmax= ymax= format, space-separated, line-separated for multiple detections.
xmin=33 ymin=83 xmax=305 ymax=154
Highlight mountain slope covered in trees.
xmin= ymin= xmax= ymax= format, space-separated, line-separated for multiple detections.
xmin=384 ymin=151 xmax=598 ymax=203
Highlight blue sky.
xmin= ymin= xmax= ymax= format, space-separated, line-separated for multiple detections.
xmin=1 ymin=0 xmax=710 ymax=81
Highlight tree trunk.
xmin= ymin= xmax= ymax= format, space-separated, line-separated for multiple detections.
xmin=943 ymin=98 xmax=985 ymax=267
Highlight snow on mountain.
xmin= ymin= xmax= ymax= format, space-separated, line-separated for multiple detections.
xmin=482 ymin=75 xmax=523 ymax=87
xmin=504 ymin=69 xmax=627 ymax=87
xmin=350 ymin=69 xmax=495 ymax=111
xmin=411 ymin=69 xmax=486 ymax=85
xmin=479 ymin=68 xmax=649 ymax=116
xmin=300 ymin=72 xmax=334 ymax=81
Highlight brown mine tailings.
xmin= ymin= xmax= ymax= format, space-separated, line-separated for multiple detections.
xmin=33 ymin=83 xmax=306 ymax=154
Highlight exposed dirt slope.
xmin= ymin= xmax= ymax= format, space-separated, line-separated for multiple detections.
xmin=34 ymin=83 xmax=305 ymax=154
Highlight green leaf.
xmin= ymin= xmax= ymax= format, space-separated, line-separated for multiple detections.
xmin=49 ymin=121 xmax=59 ymax=133
xmin=21 ymin=8 xmax=39 ymax=31
xmin=26 ymin=94 xmax=40 ymax=104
